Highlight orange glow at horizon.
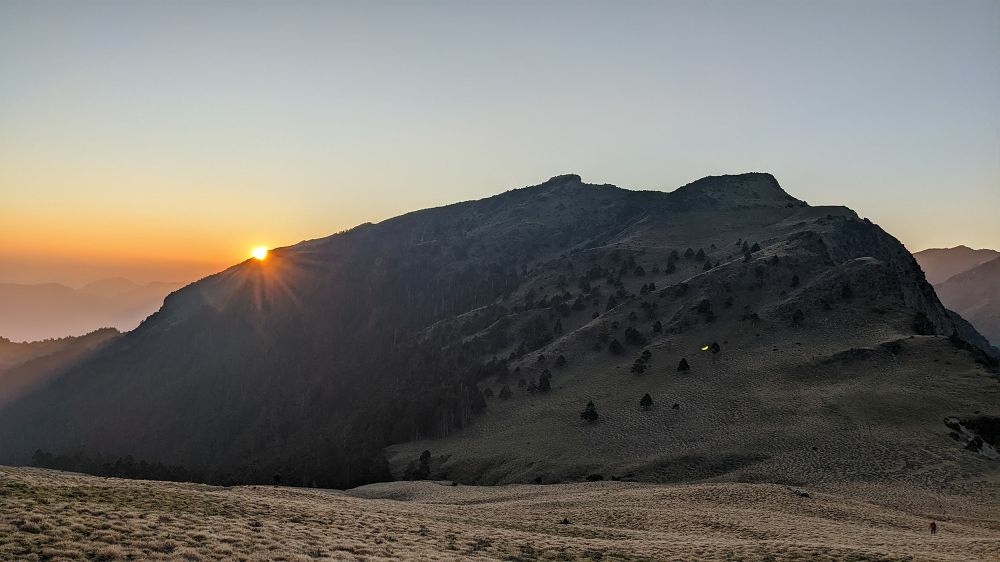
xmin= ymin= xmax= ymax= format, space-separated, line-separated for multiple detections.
xmin=251 ymin=246 xmax=268 ymax=260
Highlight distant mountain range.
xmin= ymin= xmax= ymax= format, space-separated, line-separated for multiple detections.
xmin=915 ymin=247 xmax=1000 ymax=347
xmin=913 ymin=246 xmax=999 ymax=284
xmin=0 ymin=278 xmax=183 ymax=342
xmin=1 ymin=173 xmax=996 ymax=492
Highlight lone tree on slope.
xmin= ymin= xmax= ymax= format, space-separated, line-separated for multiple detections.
xmin=609 ymin=339 xmax=625 ymax=355
xmin=538 ymin=370 xmax=552 ymax=392
xmin=640 ymin=393 xmax=653 ymax=411
xmin=677 ymin=358 xmax=690 ymax=371
xmin=580 ymin=401 xmax=600 ymax=423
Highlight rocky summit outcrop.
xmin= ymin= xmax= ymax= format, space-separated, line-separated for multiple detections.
xmin=0 ymin=173 xmax=995 ymax=489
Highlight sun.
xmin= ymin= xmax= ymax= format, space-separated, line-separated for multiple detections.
xmin=251 ymin=246 xmax=268 ymax=260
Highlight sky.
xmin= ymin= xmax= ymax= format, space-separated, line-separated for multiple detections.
xmin=1 ymin=0 xmax=998 ymax=287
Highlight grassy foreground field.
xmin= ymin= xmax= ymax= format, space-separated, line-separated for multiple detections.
xmin=2 ymin=466 xmax=998 ymax=561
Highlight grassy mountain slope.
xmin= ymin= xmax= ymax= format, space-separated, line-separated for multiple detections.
xmin=2 ymin=466 xmax=998 ymax=561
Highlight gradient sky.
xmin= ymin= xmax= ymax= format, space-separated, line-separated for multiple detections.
xmin=2 ymin=0 xmax=998 ymax=286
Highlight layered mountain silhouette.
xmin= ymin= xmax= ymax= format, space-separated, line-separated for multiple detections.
xmin=0 ymin=279 xmax=183 ymax=342
xmin=1 ymin=173 xmax=997 ymax=489
xmin=913 ymin=246 xmax=999 ymax=285
xmin=933 ymin=257 xmax=1000 ymax=347
xmin=914 ymin=247 xmax=1000 ymax=348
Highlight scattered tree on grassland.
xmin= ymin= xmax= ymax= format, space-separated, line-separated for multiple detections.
xmin=539 ymin=370 xmax=552 ymax=392
xmin=841 ymin=282 xmax=854 ymax=300
xmin=640 ymin=393 xmax=653 ymax=411
xmin=580 ymin=401 xmax=600 ymax=423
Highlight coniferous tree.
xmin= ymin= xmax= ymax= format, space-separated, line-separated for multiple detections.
xmin=640 ymin=393 xmax=653 ymax=411
xmin=841 ymin=282 xmax=854 ymax=300
xmin=677 ymin=358 xmax=690 ymax=371
xmin=538 ymin=371 xmax=552 ymax=392
xmin=609 ymin=339 xmax=625 ymax=355
xmin=790 ymin=274 xmax=800 ymax=288
xmin=555 ymin=354 xmax=567 ymax=367
xmin=415 ymin=450 xmax=431 ymax=480
xmin=580 ymin=401 xmax=600 ymax=423
xmin=912 ymin=312 xmax=935 ymax=335
xmin=695 ymin=248 xmax=706 ymax=261
xmin=499 ymin=385 xmax=512 ymax=400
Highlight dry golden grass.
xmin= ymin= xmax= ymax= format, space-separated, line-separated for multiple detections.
xmin=2 ymin=466 xmax=998 ymax=561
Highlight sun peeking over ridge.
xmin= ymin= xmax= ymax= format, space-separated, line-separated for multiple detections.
xmin=251 ymin=246 xmax=268 ymax=261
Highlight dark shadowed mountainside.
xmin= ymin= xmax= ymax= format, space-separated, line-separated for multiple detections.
xmin=0 ymin=173 xmax=996 ymax=490
xmin=0 ymin=279 xmax=183 ymax=342
xmin=0 ymin=329 xmax=120 ymax=409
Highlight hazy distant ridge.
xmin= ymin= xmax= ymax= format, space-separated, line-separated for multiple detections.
xmin=0 ymin=278 xmax=183 ymax=342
